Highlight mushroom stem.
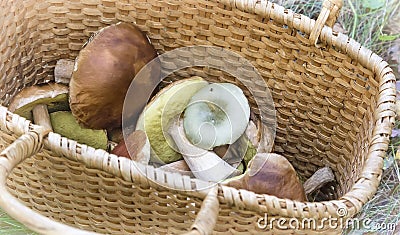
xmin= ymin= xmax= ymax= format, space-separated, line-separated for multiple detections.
xmin=214 ymin=121 xmax=259 ymax=168
xmin=159 ymin=160 xmax=194 ymax=177
xmin=54 ymin=59 xmax=74 ymax=84
xmin=32 ymin=104 xmax=53 ymax=133
xmin=303 ymin=167 xmax=335 ymax=195
xmin=168 ymin=117 xmax=241 ymax=182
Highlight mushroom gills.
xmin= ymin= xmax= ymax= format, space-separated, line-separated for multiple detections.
xmin=183 ymin=83 xmax=250 ymax=150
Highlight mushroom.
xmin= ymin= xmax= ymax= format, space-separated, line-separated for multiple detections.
xmin=54 ymin=59 xmax=75 ymax=85
xmin=135 ymin=77 xmax=209 ymax=164
xmin=69 ymin=22 xmax=159 ymax=131
xmin=223 ymin=153 xmax=307 ymax=201
xmin=8 ymin=83 xmax=69 ymax=122
xmin=168 ymin=117 xmax=241 ymax=182
xmin=303 ymin=166 xmax=335 ymax=196
xmin=183 ymin=83 xmax=250 ymax=150
xmin=50 ymin=111 xmax=108 ymax=150
xmin=111 ymin=130 xmax=150 ymax=164
xmin=214 ymin=121 xmax=259 ymax=168
xmin=8 ymin=83 xmax=70 ymax=134
xmin=8 ymin=83 xmax=108 ymax=150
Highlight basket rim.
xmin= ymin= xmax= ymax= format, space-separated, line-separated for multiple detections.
xmin=0 ymin=0 xmax=396 ymax=223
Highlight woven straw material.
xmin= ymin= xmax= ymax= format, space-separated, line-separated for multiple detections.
xmin=0 ymin=0 xmax=397 ymax=234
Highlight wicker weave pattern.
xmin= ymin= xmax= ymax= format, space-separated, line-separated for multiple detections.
xmin=0 ymin=0 xmax=396 ymax=234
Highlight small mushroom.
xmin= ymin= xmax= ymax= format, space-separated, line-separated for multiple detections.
xmin=111 ymin=130 xmax=150 ymax=164
xmin=135 ymin=77 xmax=209 ymax=164
xmin=8 ymin=83 xmax=69 ymax=122
xmin=8 ymin=83 xmax=71 ymax=135
xmin=223 ymin=153 xmax=306 ymax=201
xmin=8 ymin=83 xmax=108 ymax=149
xmin=168 ymin=117 xmax=241 ymax=182
xmin=69 ymin=22 xmax=159 ymax=130
xmin=183 ymin=83 xmax=250 ymax=150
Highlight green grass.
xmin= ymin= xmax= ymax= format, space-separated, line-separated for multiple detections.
xmin=0 ymin=210 xmax=36 ymax=235
xmin=341 ymin=139 xmax=400 ymax=234
xmin=339 ymin=0 xmax=400 ymax=56
xmin=271 ymin=0 xmax=400 ymax=234
xmin=287 ymin=0 xmax=399 ymax=234
xmin=273 ymin=0 xmax=400 ymax=55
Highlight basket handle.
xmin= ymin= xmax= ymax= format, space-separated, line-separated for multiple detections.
xmin=0 ymin=124 xmax=220 ymax=235
xmin=310 ymin=0 xmax=343 ymax=45
xmin=0 ymin=126 xmax=99 ymax=235
xmin=184 ymin=186 xmax=220 ymax=235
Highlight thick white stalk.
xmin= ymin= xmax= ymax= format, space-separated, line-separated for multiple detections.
xmin=168 ymin=118 xmax=241 ymax=182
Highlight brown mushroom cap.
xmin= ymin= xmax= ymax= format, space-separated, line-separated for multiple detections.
xmin=8 ymin=83 xmax=69 ymax=120
xmin=69 ymin=22 xmax=159 ymax=130
xmin=224 ymin=153 xmax=307 ymax=201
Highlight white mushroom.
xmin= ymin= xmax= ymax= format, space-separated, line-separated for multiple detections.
xmin=168 ymin=117 xmax=241 ymax=182
xmin=135 ymin=77 xmax=209 ymax=164
xmin=183 ymin=83 xmax=250 ymax=150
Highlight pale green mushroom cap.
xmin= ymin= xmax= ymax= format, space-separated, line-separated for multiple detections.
xmin=136 ymin=77 xmax=209 ymax=164
xmin=50 ymin=111 xmax=108 ymax=150
xmin=183 ymin=83 xmax=250 ymax=150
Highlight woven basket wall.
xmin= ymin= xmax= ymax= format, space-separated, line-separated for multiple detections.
xmin=0 ymin=0 xmax=397 ymax=234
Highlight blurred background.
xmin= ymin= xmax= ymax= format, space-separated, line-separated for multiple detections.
xmin=273 ymin=1 xmax=400 ymax=234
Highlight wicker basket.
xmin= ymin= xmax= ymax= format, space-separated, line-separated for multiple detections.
xmin=0 ymin=0 xmax=397 ymax=234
